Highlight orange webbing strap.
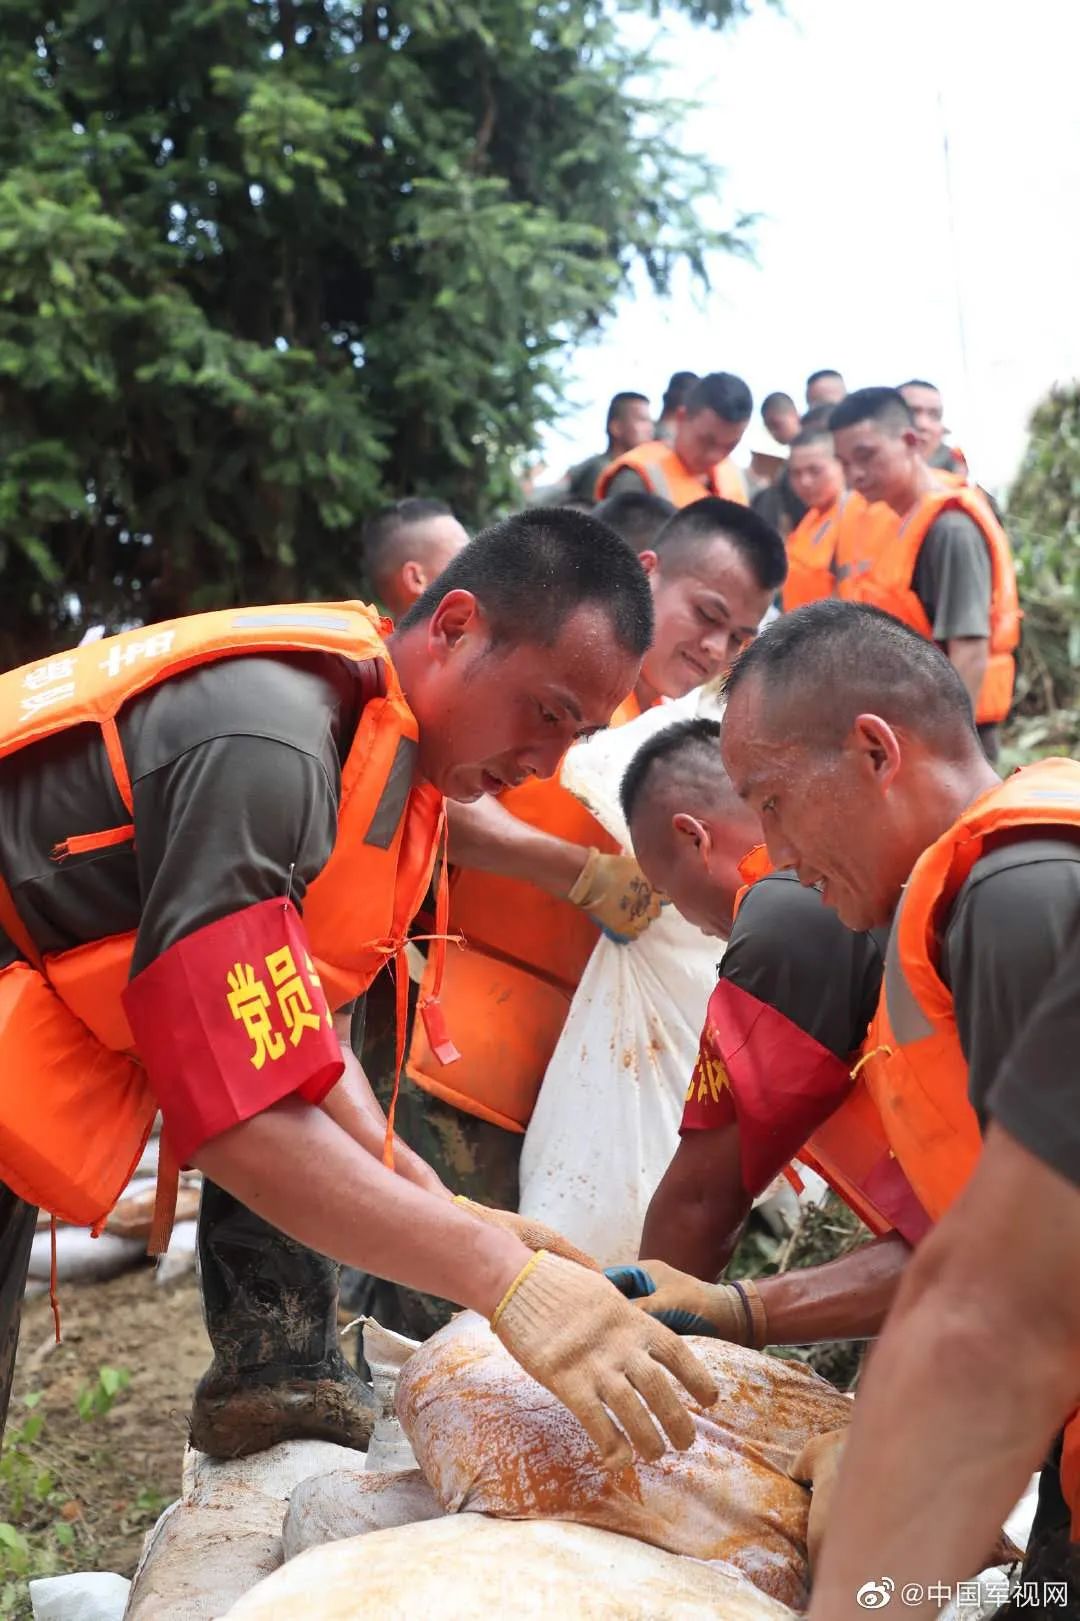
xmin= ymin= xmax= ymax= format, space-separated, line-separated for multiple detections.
xmin=381 ymin=944 xmax=410 ymax=1171
xmin=147 ymin=1131 xmax=181 ymax=1257
xmin=417 ymin=818 xmax=461 ymax=1068
xmin=49 ymin=1215 xmax=61 ymax=1343
xmin=100 ymin=716 xmax=135 ymax=815
xmin=52 ymin=824 xmax=135 ymax=862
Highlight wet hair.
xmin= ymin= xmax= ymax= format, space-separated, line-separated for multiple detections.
xmin=724 ymin=600 xmax=979 ymax=749
xmin=829 ymin=386 xmax=915 ymax=436
xmin=806 ymin=369 xmax=844 ymax=391
xmin=660 ymin=371 xmax=700 ymax=417
xmin=620 ymin=716 xmax=750 ymax=829
xmin=800 ymin=404 xmax=836 ymax=431
xmin=593 ymin=491 xmax=677 ymax=552
xmin=653 ymin=497 xmax=787 ymax=592
xmin=789 ymin=427 xmax=836 ymax=453
xmin=607 ymin=390 xmax=650 ymax=428
xmin=762 ymin=391 xmax=797 ymax=419
xmin=685 ymin=371 xmax=753 ymax=424
xmin=398 ymin=506 xmax=653 ymax=656
xmin=364 ymin=498 xmax=456 ymax=595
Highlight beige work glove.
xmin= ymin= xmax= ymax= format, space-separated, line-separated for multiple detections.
xmin=567 ymin=848 xmax=664 ymax=942
xmin=492 ymin=1250 xmax=719 ymax=1469
xmin=791 ymin=1427 xmax=848 ymax=1572
xmin=453 ymin=1196 xmax=600 ymax=1271
xmin=606 ymin=1259 xmax=769 ymax=1348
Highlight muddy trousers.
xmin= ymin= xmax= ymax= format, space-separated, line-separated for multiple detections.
xmin=996 ymin=1435 xmax=1080 ymax=1618
xmin=0 ymin=1182 xmax=39 ymax=1450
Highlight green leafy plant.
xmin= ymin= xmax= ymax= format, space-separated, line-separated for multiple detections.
xmin=0 ymin=0 xmax=750 ymax=663
xmin=0 ymin=1368 xmax=138 ymax=1617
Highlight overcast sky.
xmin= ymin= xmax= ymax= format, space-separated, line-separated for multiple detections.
xmin=540 ymin=0 xmax=1080 ymax=498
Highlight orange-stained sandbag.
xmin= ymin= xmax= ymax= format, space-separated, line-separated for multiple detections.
xmin=395 ymin=1314 xmax=852 ymax=1610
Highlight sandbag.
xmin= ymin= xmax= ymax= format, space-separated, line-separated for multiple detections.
xmin=282 ymin=1468 xmax=443 ymax=1561
xmin=222 ymin=1514 xmax=796 ymax=1620
xmin=518 ymin=685 xmax=726 ymax=1264
xmin=29 ymin=1571 xmax=129 ymax=1621
xmin=397 ymin=1313 xmax=853 ymax=1609
xmin=124 ymin=1486 xmax=283 ymax=1621
xmin=27 ymin=1228 xmax=145 ymax=1283
xmin=182 ymin=1438 xmax=367 ymax=1503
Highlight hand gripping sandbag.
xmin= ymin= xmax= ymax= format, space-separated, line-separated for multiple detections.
xmin=395 ymin=1312 xmax=853 ymax=1610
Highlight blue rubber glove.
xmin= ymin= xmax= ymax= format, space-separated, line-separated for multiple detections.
xmin=604 ymin=1264 xmax=719 ymax=1336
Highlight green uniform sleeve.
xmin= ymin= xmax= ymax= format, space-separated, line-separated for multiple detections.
xmin=910 ymin=509 xmax=992 ymax=641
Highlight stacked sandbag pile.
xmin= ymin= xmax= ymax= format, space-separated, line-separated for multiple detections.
xmin=394 ymin=1312 xmax=852 ymax=1611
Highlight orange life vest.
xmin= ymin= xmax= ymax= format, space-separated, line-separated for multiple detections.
xmin=0 ymin=604 xmax=444 ymax=1226
xmin=406 ymin=694 xmax=643 ymax=1133
xmin=838 ymin=484 xmax=1021 ymax=725
xmin=594 ymin=440 xmax=747 ymax=507
xmin=782 ymin=492 xmax=885 ymax=611
xmin=860 ymin=758 xmax=1080 ymax=1534
xmin=729 ymin=850 xmax=930 ymax=1244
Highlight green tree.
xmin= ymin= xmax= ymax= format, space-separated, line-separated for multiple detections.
xmin=0 ymin=0 xmax=748 ymax=662
xmin=1005 ymin=384 xmax=1080 ymax=758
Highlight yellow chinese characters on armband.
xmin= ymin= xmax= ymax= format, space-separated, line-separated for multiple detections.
xmin=227 ymin=946 xmax=328 ymax=1069
xmin=686 ymin=1027 xmax=731 ymax=1106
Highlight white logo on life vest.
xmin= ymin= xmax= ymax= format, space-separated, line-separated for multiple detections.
xmin=20 ymin=657 xmax=78 ymax=718
xmin=98 ymin=630 xmax=176 ymax=680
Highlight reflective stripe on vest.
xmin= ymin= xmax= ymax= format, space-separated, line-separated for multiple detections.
xmin=862 ymin=758 xmax=1080 ymax=1221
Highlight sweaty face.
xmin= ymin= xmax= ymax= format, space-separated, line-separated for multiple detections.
xmin=611 ymin=399 xmax=654 ymax=454
xmin=416 ymin=601 xmax=640 ymax=802
xmin=899 ymin=385 xmax=945 ymax=459
xmin=832 ymin=420 xmax=918 ymax=512
xmin=635 ymin=808 xmax=759 ymax=940
xmin=721 ymin=678 xmax=907 ymax=931
xmin=641 ymin=537 xmax=772 ymax=701
xmin=675 ymin=408 xmax=749 ymax=477
xmin=787 ymin=444 xmax=845 ymax=513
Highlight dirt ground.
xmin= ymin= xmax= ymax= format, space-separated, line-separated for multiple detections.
xmin=4 ymin=1266 xmax=209 ymax=1583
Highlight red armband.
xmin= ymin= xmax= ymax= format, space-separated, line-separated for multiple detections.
xmin=122 ymin=900 xmax=343 ymax=1164
xmin=680 ymin=977 xmax=853 ymax=1198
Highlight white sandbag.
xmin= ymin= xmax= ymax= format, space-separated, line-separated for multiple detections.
xmin=27 ymin=1228 xmax=145 ymax=1284
xmin=222 ymin=1514 xmax=795 ymax=1620
xmin=362 ymin=1318 xmax=419 ymax=1473
xmin=155 ymin=1219 xmax=198 ymax=1286
xmin=29 ymin=1571 xmax=129 ymax=1621
xmin=124 ymin=1486 xmax=283 ymax=1621
xmin=282 ymin=1467 xmax=443 ymax=1560
xmin=518 ymin=685 xmax=726 ymax=1264
xmin=182 ymin=1438 xmax=368 ymax=1504
xmin=518 ymin=905 xmax=721 ymax=1264
xmin=397 ymin=1313 xmax=853 ymax=1610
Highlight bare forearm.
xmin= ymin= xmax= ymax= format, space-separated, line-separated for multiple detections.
xmin=324 ymin=1018 xmax=449 ymax=1196
xmin=946 ymin=636 xmax=989 ymax=711
xmin=809 ymin=1274 xmax=1072 ymax=1618
xmin=810 ymin=1130 xmax=1080 ymax=1619
xmin=641 ymin=1166 xmax=748 ymax=1277
xmin=446 ymin=796 xmax=586 ymax=898
xmin=194 ymin=1099 xmax=525 ymax=1314
xmin=755 ymin=1233 xmax=910 ymax=1345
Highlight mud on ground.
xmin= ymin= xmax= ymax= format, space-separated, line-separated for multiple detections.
xmin=3 ymin=1269 xmax=208 ymax=1596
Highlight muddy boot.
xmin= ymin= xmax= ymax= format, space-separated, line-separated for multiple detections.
xmin=189 ymin=1181 xmax=375 ymax=1459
